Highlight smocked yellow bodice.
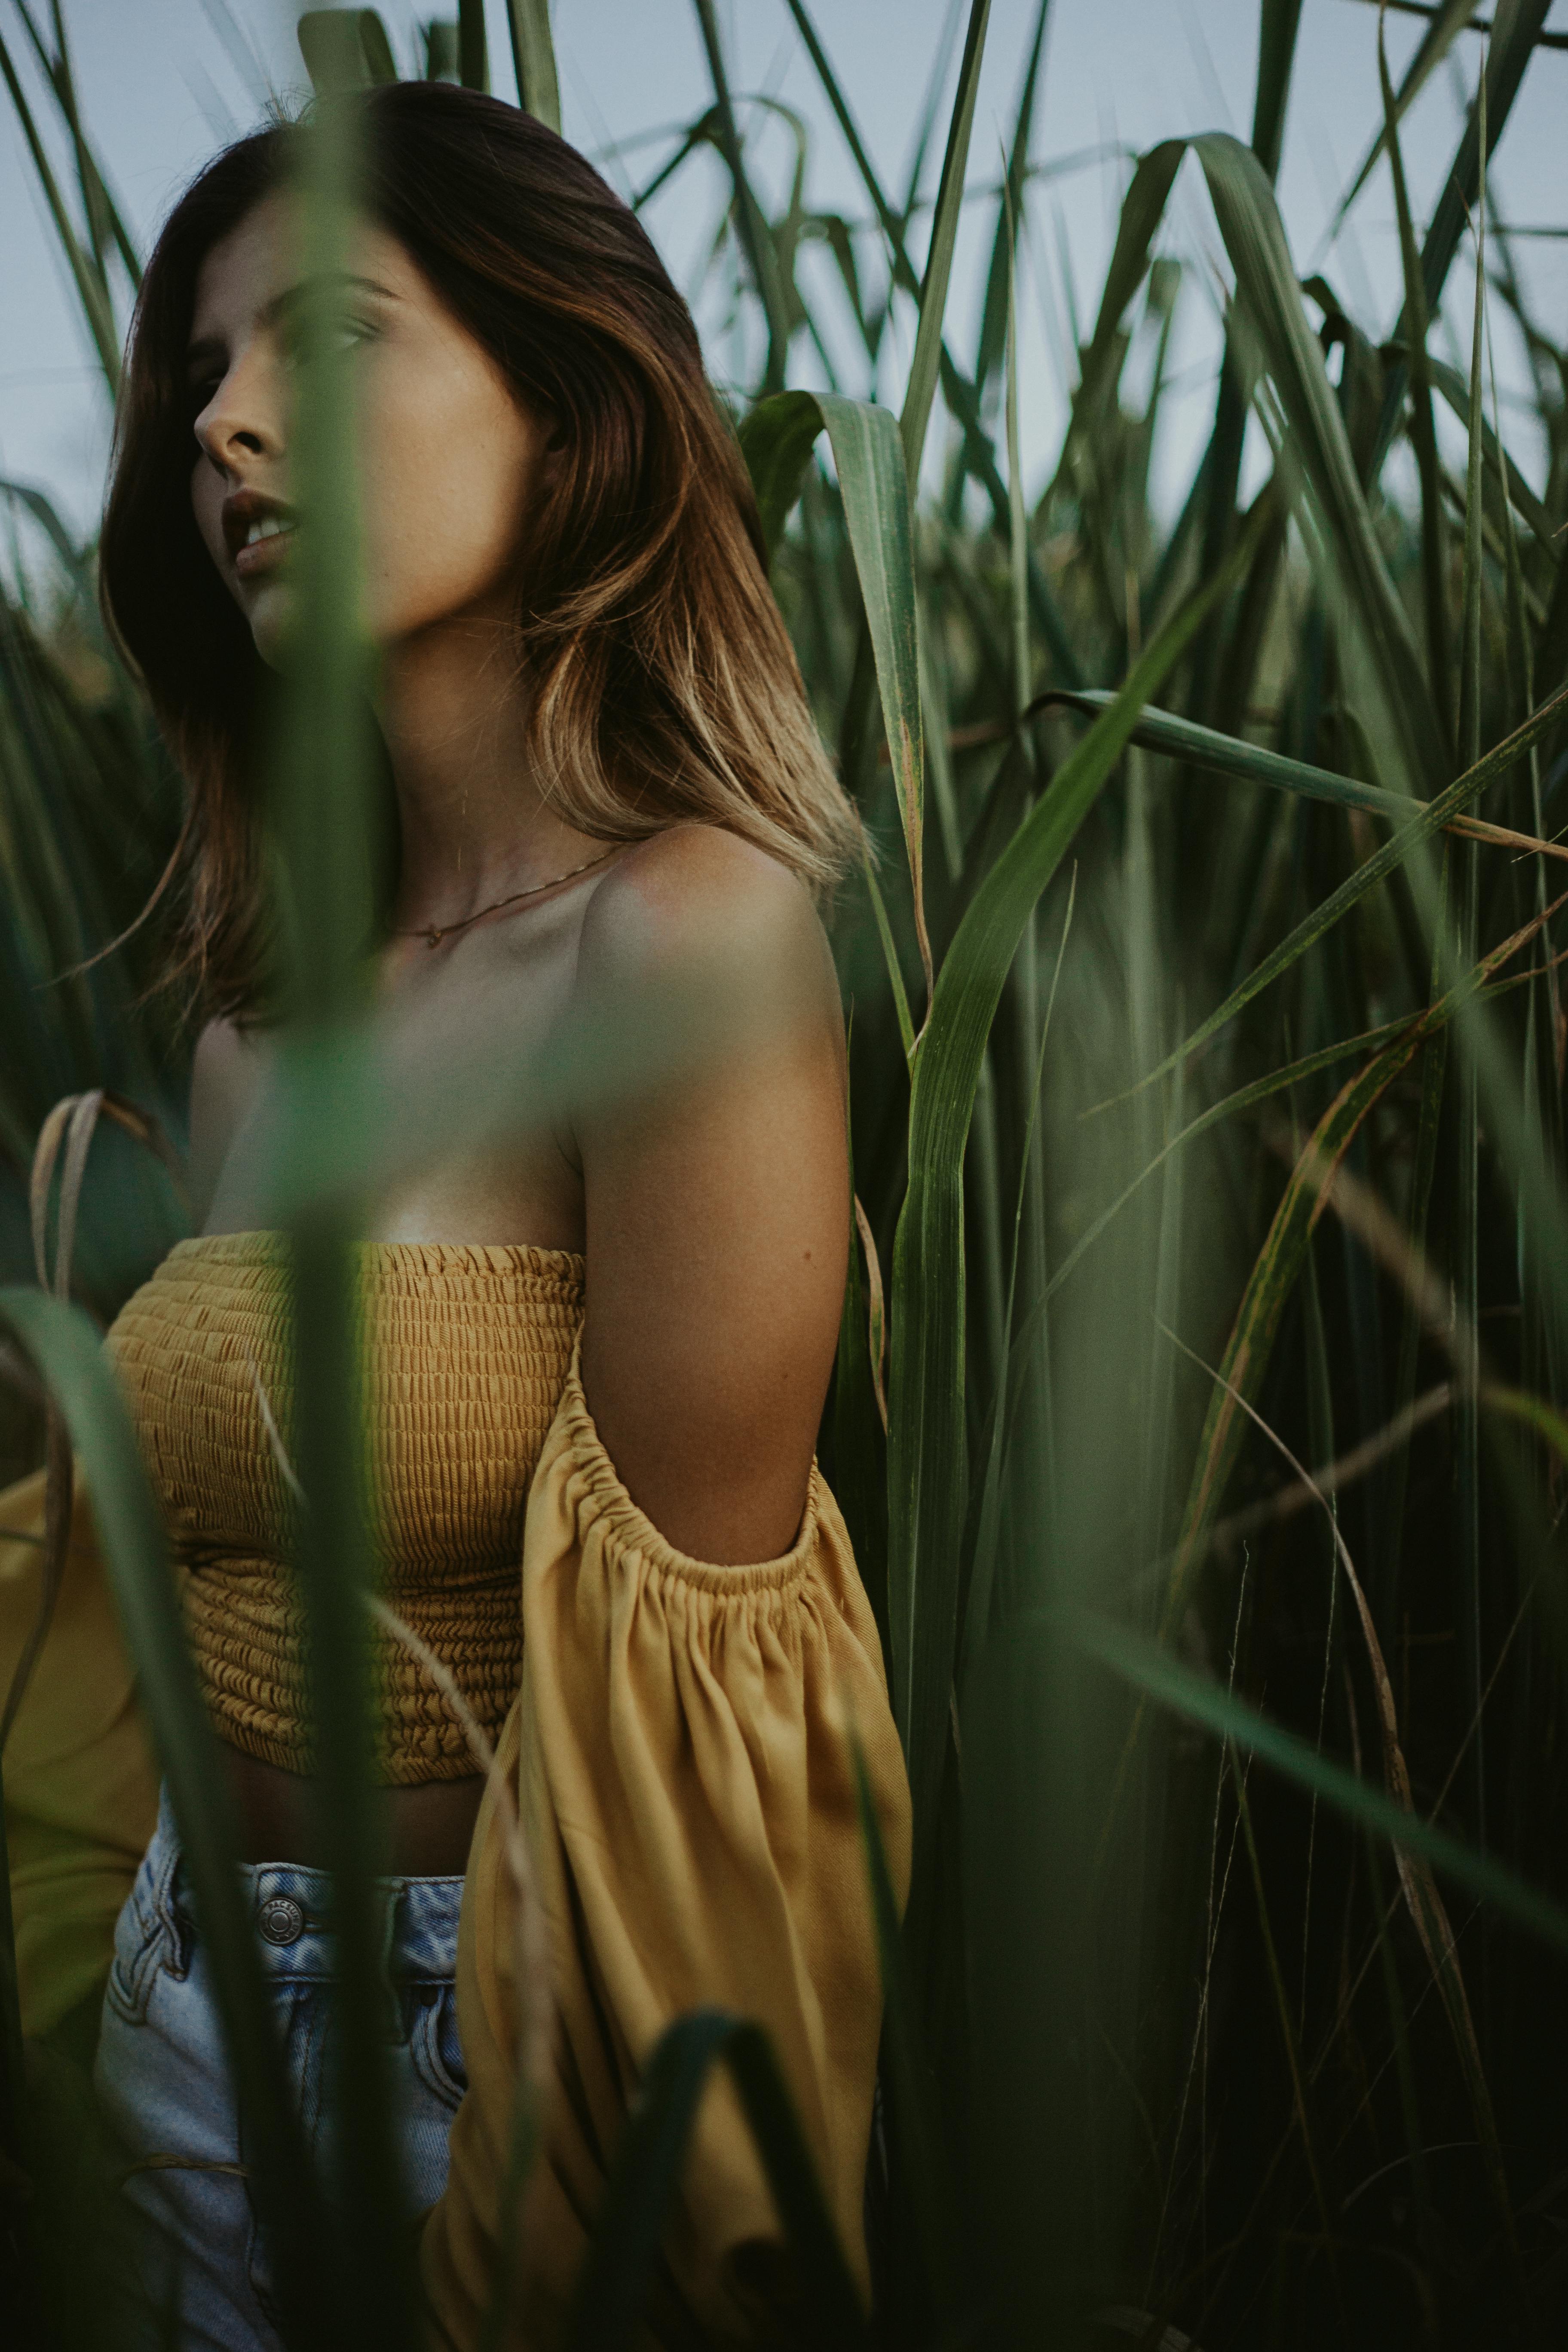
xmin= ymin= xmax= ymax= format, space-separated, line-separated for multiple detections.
xmin=104 ymin=1232 xmax=585 ymax=1782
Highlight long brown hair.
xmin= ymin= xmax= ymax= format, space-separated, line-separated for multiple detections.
xmin=101 ymin=81 xmax=857 ymax=1020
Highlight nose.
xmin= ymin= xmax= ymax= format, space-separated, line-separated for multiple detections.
xmin=194 ymin=346 xmax=284 ymax=480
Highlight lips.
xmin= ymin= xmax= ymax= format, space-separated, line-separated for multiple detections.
xmin=221 ymin=488 xmax=299 ymax=579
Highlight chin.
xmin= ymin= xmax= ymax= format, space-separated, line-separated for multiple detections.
xmin=244 ymin=582 xmax=299 ymax=673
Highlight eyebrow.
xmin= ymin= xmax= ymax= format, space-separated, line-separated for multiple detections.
xmin=185 ymin=271 xmax=400 ymax=374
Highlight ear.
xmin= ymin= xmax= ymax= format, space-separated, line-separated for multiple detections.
xmin=528 ymin=412 xmax=570 ymax=512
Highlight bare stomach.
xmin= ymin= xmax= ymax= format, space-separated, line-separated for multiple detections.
xmin=225 ymin=1746 xmax=486 ymax=1877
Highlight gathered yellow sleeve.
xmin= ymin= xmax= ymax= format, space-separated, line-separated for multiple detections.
xmin=421 ymin=1349 xmax=913 ymax=2348
xmin=0 ymin=1470 xmax=159 ymax=2038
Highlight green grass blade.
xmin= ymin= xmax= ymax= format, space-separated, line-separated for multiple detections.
xmin=0 ymin=28 xmax=119 ymax=393
xmin=0 ymin=1758 xmax=28 ymax=2274
xmin=961 ymin=873 xmax=1072 ymax=1682
xmin=507 ymin=0 xmax=560 ymax=130
xmin=1377 ymin=1012 xmax=1449 ymax=1628
xmin=273 ymin=94 xmax=413 ymax=2342
xmin=919 ymin=621 xmax=964 ymax=882
xmin=1454 ymin=100 xmax=1487 ymax=1846
xmin=692 ymin=0 xmax=793 ymax=397
xmin=1334 ymin=0 xmax=1483 ymax=227
xmin=1380 ymin=12 xmax=1452 ymax=742
xmin=14 ymin=0 xmax=141 ymax=293
xmin=566 ymin=2010 xmax=867 ymax=2352
xmin=1039 ymin=688 xmax=1426 ymax=822
xmin=1250 ymin=0 xmax=1304 ymax=182
xmin=899 ymin=0 xmax=991 ymax=487
xmin=1193 ymin=132 xmax=1446 ymax=790
xmin=1488 ymin=288 xmax=1562 ymax=1418
xmin=1374 ymin=0 xmax=1552 ymax=472
xmin=849 ymin=1737 xmax=955 ymax=2317
xmin=817 ymin=395 xmax=926 ymax=993
xmin=886 ymin=516 xmax=1262 ymax=1871
xmin=1061 ymin=1605 xmax=1568 ymax=1956
xmin=0 ymin=480 xmax=94 ymax=609
xmin=1538 ymin=550 xmax=1568 ymax=710
xmin=457 ymin=0 xmax=488 ymax=88
xmin=1164 ymin=1030 xmax=1424 ymax=1621
xmin=1030 ymin=980 xmax=1514 ymax=1333
xmin=1415 ymin=0 xmax=1548 ymax=322
xmin=784 ymin=0 xmax=986 ymax=917
xmin=1054 ymin=140 xmax=1184 ymax=496
xmin=862 ymin=854 xmax=916 ymax=1058
xmin=1045 ymin=679 xmax=1558 ymax=862
xmin=781 ymin=0 xmax=922 ymax=310
xmin=736 ymin=388 xmax=824 ymax=561
xmin=1183 ymin=0 xmax=1302 ymax=718
xmin=1424 ymin=358 xmax=1557 ymax=559
xmin=1229 ymin=1746 xmax=1337 ymax=2250
xmin=1105 ymin=680 xmax=1568 ymax=1107
xmin=1368 ymin=1838 xmax=1436 ymax=2255
xmin=1458 ymin=185 xmax=1487 ymax=782
xmin=833 ymin=1074 xmax=888 ymax=1654
xmin=297 ymin=9 xmax=398 ymax=89
xmin=1142 ymin=814 xmax=1568 ymax=1663
xmin=297 ymin=11 xmax=399 ymax=89
xmin=0 ymin=1288 xmax=332 ymax=2346
xmin=720 ymin=2029 xmax=870 ymax=2340
xmin=564 ymin=2009 xmax=730 ymax=2349
xmin=741 ymin=392 xmax=929 ymax=1014
xmin=999 ymin=228 xmax=1054 ymax=1541
xmin=780 ymin=0 xmax=1081 ymax=683
xmin=1005 ymin=233 xmax=1028 ymax=725
xmin=972 ymin=0 xmax=1051 ymax=409
xmin=897 ymin=0 xmax=966 ymax=226
xmin=1020 ymin=885 xmax=1564 ymax=1412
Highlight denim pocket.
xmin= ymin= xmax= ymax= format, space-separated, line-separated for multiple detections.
xmin=406 ymin=1985 xmax=468 ymax=2114
xmin=103 ymin=1861 xmax=167 ymax=2027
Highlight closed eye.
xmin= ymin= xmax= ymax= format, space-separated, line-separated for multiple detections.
xmin=186 ymin=335 xmax=228 ymax=413
xmin=276 ymin=309 xmax=378 ymax=366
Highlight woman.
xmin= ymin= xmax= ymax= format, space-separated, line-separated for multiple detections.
xmin=70 ymin=77 xmax=909 ymax=2350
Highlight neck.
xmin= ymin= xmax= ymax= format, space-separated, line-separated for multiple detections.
xmin=377 ymin=607 xmax=596 ymax=931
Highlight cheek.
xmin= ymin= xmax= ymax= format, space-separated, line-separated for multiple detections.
xmin=355 ymin=369 xmax=536 ymax=628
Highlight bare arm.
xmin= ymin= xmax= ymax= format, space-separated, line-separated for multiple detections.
xmin=571 ymin=829 xmax=848 ymax=1565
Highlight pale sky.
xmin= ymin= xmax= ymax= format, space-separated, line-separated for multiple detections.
xmin=2 ymin=0 xmax=1565 ymax=548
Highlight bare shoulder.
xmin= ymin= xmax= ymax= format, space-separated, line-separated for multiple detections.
xmin=188 ymin=1016 xmax=269 ymax=1225
xmin=576 ymin=825 xmax=838 ymax=1011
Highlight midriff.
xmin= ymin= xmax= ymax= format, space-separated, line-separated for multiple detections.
xmin=225 ymin=1747 xmax=485 ymax=1874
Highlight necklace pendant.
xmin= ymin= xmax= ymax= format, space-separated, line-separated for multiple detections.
xmin=426 ymin=928 xmax=442 ymax=949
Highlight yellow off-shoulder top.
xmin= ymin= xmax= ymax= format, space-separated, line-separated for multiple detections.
xmin=102 ymin=1233 xmax=585 ymax=1781
xmin=0 ymin=1232 xmax=913 ymax=2346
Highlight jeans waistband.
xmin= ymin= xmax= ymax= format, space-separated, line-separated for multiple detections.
xmin=151 ymin=1785 xmax=464 ymax=1987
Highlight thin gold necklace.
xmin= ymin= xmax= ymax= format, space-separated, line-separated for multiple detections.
xmin=392 ymin=845 xmax=622 ymax=950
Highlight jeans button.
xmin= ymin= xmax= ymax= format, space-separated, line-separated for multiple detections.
xmin=258 ymin=1894 xmax=305 ymax=1947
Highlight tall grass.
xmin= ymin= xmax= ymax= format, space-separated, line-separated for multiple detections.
xmin=3 ymin=1 xmax=1568 ymax=2345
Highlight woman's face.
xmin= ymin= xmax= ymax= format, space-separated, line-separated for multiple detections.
xmin=188 ymin=192 xmax=551 ymax=665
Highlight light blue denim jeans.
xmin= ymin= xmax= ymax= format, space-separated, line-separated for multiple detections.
xmin=93 ymin=1787 xmax=466 ymax=2351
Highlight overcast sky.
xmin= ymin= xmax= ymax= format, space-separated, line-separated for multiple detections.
xmin=2 ymin=0 xmax=1565 ymax=545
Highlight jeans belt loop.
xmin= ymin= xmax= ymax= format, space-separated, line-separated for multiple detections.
xmin=378 ymin=1881 xmax=403 ymax=2039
